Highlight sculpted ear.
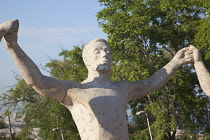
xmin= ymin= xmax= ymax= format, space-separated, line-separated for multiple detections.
xmin=84 ymin=56 xmax=87 ymax=63
xmin=84 ymin=56 xmax=90 ymax=67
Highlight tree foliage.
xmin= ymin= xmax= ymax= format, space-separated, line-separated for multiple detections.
xmin=0 ymin=116 xmax=6 ymax=129
xmin=45 ymin=45 xmax=87 ymax=81
xmin=97 ymin=0 xmax=210 ymax=139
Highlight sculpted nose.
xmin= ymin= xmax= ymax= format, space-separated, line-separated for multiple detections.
xmin=102 ymin=50 xmax=107 ymax=58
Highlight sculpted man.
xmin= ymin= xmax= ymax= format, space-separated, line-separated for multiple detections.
xmin=0 ymin=20 xmax=195 ymax=140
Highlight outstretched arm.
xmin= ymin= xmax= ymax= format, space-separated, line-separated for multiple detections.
xmin=1 ymin=20 xmax=77 ymax=102
xmin=128 ymin=47 xmax=194 ymax=101
xmin=191 ymin=45 xmax=210 ymax=97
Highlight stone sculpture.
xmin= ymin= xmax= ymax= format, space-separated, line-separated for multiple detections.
xmin=0 ymin=19 xmax=196 ymax=139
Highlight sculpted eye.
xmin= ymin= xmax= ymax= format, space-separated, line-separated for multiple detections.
xmin=94 ymin=50 xmax=100 ymax=54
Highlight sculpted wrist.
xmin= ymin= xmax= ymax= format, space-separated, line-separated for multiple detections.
xmin=194 ymin=60 xmax=203 ymax=67
xmin=171 ymin=58 xmax=181 ymax=67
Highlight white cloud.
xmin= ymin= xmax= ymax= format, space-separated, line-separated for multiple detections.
xmin=17 ymin=25 xmax=106 ymax=49
xmin=19 ymin=26 xmax=92 ymax=37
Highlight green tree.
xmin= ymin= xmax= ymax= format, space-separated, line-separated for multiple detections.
xmin=0 ymin=120 xmax=6 ymax=129
xmin=0 ymin=116 xmax=7 ymax=140
xmin=97 ymin=0 xmax=210 ymax=139
xmin=45 ymin=45 xmax=87 ymax=81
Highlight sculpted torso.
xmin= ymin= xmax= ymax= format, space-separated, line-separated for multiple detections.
xmin=61 ymin=82 xmax=129 ymax=140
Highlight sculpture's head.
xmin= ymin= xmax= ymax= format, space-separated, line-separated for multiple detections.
xmin=82 ymin=38 xmax=112 ymax=73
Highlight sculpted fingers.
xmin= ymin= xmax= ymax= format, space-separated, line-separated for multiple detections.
xmin=184 ymin=47 xmax=194 ymax=63
xmin=189 ymin=45 xmax=199 ymax=53
xmin=180 ymin=47 xmax=191 ymax=55
xmin=174 ymin=47 xmax=190 ymax=60
xmin=184 ymin=53 xmax=194 ymax=64
xmin=0 ymin=19 xmax=19 ymax=33
xmin=189 ymin=45 xmax=196 ymax=49
xmin=189 ymin=45 xmax=202 ymax=62
xmin=179 ymin=47 xmax=190 ymax=54
xmin=173 ymin=47 xmax=195 ymax=65
xmin=181 ymin=46 xmax=191 ymax=51
xmin=185 ymin=47 xmax=193 ymax=55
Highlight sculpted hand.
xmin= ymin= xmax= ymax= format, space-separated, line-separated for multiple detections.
xmin=0 ymin=19 xmax=19 ymax=47
xmin=172 ymin=47 xmax=194 ymax=65
xmin=189 ymin=45 xmax=202 ymax=63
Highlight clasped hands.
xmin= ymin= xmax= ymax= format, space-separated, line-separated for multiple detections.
xmin=173 ymin=45 xmax=202 ymax=66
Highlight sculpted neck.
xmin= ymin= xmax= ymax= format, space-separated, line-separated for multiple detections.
xmin=82 ymin=70 xmax=111 ymax=86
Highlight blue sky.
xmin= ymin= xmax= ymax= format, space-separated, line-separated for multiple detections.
xmin=0 ymin=0 xmax=107 ymax=94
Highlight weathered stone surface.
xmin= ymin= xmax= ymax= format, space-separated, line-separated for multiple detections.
xmin=1 ymin=19 xmax=197 ymax=140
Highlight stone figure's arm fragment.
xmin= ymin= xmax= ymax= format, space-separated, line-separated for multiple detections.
xmin=0 ymin=19 xmax=75 ymax=102
xmin=128 ymin=47 xmax=194 ymax=100
xmin=191 ymin=46 xmax=210 ymax=97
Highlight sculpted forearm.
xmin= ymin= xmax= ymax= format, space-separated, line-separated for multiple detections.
xmin=146 ymin=47 xmax=194 ymax=93
xmin=129 ymin=47 xmax=193 ymax=100
xmin=7 ymin=44 xmax=43 ymax=86
xmin=129 ymin=59 xmax=181 ymax=100
xmin=6 ymin=43 xmax=68 ymax=101
xmin=191 ymin=45 xmax=210 ymax=97
xmin=194 ymin=61 xmax=210 ymax=97
xmin=144 ymin=59 xmax=181 ymax=93
xmin=150 ymin=59 xmax=180 ymax=91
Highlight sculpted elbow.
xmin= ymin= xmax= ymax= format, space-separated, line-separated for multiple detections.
xmin=24 ymin=73 xmax=44 ymax=87
xmin=26 ymin=80 xmax=36 ymax=87
xmin=25 ymin=77 xmax=42 ymax=88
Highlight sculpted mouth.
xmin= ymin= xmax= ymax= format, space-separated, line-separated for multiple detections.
xmin=102 ymin=61 xmax=108 ymax=64
xmin=102 ymin=59 xmax=108 ymax=63
xmin=102 ymin=60 xmax=109 ymax=64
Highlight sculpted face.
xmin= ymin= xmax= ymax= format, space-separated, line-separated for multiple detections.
xmin=83 ymin=39 xmax=112 ymax=72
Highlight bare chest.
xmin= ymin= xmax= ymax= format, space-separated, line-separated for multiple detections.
xmin=61 ymin=87 xmax=129 ymax=140
xmin=69 ymin=88 xmax=121 ymax=107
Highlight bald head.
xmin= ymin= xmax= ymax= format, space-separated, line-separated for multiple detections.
xmin=82 ymin=38 xmax=112 ymax=72
xmin=83 ymin=38 xmax=110 ymax=65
